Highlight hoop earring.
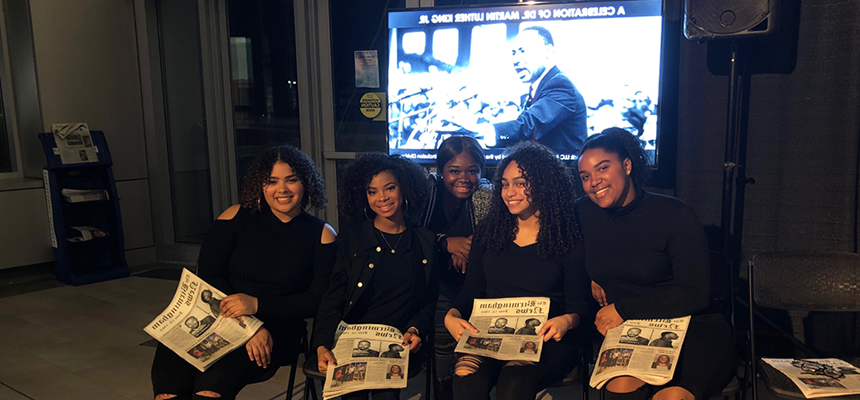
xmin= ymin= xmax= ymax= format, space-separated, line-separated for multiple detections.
xmin=364 ymin=205 xmax=374 ymax=220
xmin=256 ymin=196 xmax=261 ymax=211
xmin=403 ymin=197 xmax=409 ymax=211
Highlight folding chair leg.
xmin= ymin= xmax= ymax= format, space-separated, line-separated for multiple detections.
xmin=286 ymin=357 xmax=298 ymax=399
xmin=304 ymin=377 xmax=316 ymax=400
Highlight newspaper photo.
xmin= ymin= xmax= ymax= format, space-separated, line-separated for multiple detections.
xmin=323 ymin=323 xmax=409 ymax=400
xmin=52 ymin=123 xmax=98 ymax=164
xmin=590 ymin=316 xmax=691 ymax=389
xmin=143 ymin=269 xmax=263 ymax=372
xmin=762 ymin=358 xmax=860 ymax=398
xmin=454 ymin=297 xmax=550 ymax=362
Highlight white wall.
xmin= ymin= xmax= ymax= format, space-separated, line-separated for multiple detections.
xmin=0 ymin=188 xmax=52 ymax=269
xmin=0 ymin=0 xmax=155 ymax=270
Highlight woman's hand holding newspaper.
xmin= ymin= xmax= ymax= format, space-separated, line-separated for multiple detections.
xmin=539 ymin=313 xmax=579 ymax=342
xmin=403 ymin=328 xmax=423 ymax=352
xmin=595 ymin=304 xmax=624 ymax=336
xmin=220 ymin=293 xmax=258 ymax=318
xmin=317 ymin=346 xmax=337 ymax=373
xmin=444 ymin=308 xmax=479 ymax=341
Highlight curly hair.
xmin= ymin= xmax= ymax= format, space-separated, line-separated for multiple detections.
xmin=579 ymin=127 xmax=651 ymax=188
xmin=476 ymin=142 xmax=581 ymax=259
xmin=338 ymin=153 xmax=430 ymax=223
xmin=239 ymin=145 xmax=327 ymax=212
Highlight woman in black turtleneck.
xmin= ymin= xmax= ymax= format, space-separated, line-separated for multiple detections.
xmin=576 ymin=128 xmax=735 ymax=400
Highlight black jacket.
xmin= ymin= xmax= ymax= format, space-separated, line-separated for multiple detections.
xmin=312 ymin=220 xmax=439 ymax=350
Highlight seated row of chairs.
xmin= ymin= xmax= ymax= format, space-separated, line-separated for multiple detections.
xmin=249 ymin=251 xmax=859 ymax=400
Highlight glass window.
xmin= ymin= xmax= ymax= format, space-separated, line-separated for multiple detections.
xmin=228 ymin=0 xmax=301 ymax=185
xmin=330 ymin=0 xmax=397 ymax=153
xmin=157 ymin=0 xmax=214 ymax=243
xmin=0 ymin=85 xmax=12 ymax=173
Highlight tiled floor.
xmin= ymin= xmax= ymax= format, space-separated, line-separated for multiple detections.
xmin=0 ymin=265 xmax=600 ymax=400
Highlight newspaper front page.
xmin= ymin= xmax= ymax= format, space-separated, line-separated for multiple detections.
xmin=143 ymin=269 xmax=263 ymax=372
xmin=51 ymin=123 xmax=98 ymax=164
xmin=762 ymin=358 xmax=860 ymax=398
xmin=454 ymin=297 xmax=550 ymax=362
xmin=590 ymin=316 xmax=691 ymax=389
xmin=323 ymin=323 xmax=409 ymax=400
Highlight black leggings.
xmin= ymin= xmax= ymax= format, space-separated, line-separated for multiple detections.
xmin=151 ymin=342 xmax=289 ymax=400
xmin=452 ymin=357 xmax=544 ymax=400
xmin=452 ymin=331 xmax=579 ymax=400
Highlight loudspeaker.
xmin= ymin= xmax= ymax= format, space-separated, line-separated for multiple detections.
xmin=684 ymin=0 xmax=779 ymax=41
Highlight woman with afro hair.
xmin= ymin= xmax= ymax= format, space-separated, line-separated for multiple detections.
xmin=578 ymin=128 xmax=734 ymax=400
xmin=151 ymin=145 xmax=336 ymax=400
xmin=313 ymin=153 xmax=438 ymax=400
xmin=443 ymin=142 xmax=591 ymax=400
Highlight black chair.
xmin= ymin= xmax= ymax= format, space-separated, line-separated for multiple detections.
xmin=748 ymin=251 xmax=860 ymax=400
xmin=301 ymin=352 xmax=325 ymax=400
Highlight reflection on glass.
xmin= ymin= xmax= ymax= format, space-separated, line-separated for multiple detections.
xmin=0 ymin=85 xmax=11 ymax=172
xmin=158 ymin=0 xmax=214 ymax=243
xmin=228 ymin=0 xmax=301 ymax=185
xmin=330 ymin=1 xmax=389 ymax=153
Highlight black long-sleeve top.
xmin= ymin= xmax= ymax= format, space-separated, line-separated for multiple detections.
xmin=196 ymin=206 xmax=336 ymax=343
xmin=453 ymin=240 xmax=591 ymax=321
xmin=312 ymin=220 xmax=438 ymax=350
xmin=577 ymin=190 xmax=711 ymax=320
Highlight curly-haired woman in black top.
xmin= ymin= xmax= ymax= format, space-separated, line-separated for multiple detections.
xmin=577 ymin=128 xmax=734 ymax=400
xmin=313 ymin=153 xmax=438 ymax=400
xmin=151 ymin=145 xmax=336 ymax=400
xmin=444 ymin=142 xmax=590 ymax=400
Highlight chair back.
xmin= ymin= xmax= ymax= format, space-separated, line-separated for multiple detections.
xmin=750 ymin=252 xmax=860 ymax=311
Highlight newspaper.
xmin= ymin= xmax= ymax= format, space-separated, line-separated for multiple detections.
xmin=51 ymin=123 xmax=98 ymax=164
xmin=454 ymin=297 xmax=550 ymax=362
xmin=61 ymin=188 xmax=109 ymax=203
xmin=762 ymin=358 xmax=860 ymax=398
xmin=143 ymin=269 xmax=263 ymax=372
xmin=590 ymin=316 xmax=691 ymax=389
xmin=67 ymin=226 xmax=108 ymax=243
xmin=323 ymin=323 xmax=409 ymax=399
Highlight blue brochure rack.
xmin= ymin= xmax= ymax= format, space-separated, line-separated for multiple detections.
xmin=39 ymin=131 xmax=129 ymax=286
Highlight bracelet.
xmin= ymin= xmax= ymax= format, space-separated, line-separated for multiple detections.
xmin=406 ymin=327 xmax=420 ymax=336
xmin=436 ymin=234 xmax=449 ymax=252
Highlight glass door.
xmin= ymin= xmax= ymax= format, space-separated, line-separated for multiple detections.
xmin=156 ymin=0 xmax=215 ymax=244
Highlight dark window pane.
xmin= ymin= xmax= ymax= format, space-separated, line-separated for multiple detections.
xmin=228 ymin=0 xmax=301 ymax=185
xmin=158 ymin=0 xmax=214 ymax=243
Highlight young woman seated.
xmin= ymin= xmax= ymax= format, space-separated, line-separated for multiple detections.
xmin=443 ymin=142 xmax=591 ymax=400
xmin=312 ymin=153 xmax=438 ymax=400
xmin=577 ymin=128 xmax=735 ymax=400
xmin=151 ymin=145 xmax=336 ymax=400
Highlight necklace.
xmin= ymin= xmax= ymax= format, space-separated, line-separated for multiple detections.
xmin=378 ymin=229 xmax=404 ymax=254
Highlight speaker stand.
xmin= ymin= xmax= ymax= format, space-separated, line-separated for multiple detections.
xmin=719 ymin=39 xmax=755 ymax=400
